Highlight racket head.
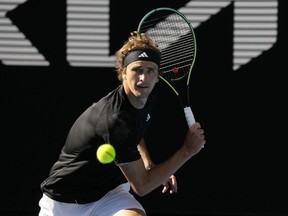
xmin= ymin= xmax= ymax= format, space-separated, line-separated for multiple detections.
xmin=137 ymin=7 xmax=197 ymax=85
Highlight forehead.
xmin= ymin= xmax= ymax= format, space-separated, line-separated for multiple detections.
xmin=127 ymin=60 xmax=159 ymax=69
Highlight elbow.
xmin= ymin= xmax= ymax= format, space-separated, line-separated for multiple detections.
xmin=130 ymin=184 xmax=150 ymax=197
xmin=132 ymin=188 xmax=148 ymax=197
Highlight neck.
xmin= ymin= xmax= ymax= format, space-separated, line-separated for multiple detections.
xmin=123 ymin=85 xmax=147 ymax=109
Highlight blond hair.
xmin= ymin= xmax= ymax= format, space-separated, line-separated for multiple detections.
xmin=115 ymin=31 xmax=160 ymax=82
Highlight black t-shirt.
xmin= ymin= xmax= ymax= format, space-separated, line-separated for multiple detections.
xmin=40 ymin=85 xmax=156 ymax=203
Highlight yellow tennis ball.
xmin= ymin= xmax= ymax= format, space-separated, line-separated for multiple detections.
xmin=96 ymin=144 xmax=116 ymax=164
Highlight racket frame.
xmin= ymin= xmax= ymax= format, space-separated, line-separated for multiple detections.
xmin=137 ymin=7 xmax=197 ymax=127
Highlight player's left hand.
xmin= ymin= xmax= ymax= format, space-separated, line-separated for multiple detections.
xmin=162 ymin=175 xmax=177 ymax=194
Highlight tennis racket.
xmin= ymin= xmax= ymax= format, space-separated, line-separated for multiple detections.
xmin=137 ymin=7 xmax=197 ymax=128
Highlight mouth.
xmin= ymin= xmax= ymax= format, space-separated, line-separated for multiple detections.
xmin=136 ymin=85 xmax=148 ymax=89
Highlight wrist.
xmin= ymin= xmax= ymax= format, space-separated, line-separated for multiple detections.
xmin=145 ymin=162 xmax=155 ymax=170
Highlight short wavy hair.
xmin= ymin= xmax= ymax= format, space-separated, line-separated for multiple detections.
xmin=115 ymin=31 xmax=161 ymax=82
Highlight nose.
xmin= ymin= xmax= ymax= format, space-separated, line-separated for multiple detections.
xmin=139 ymin=73 xmax=146 ymax=82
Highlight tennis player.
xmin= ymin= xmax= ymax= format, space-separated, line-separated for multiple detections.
xmin=38 ymin=31 xmax=206 ymax=216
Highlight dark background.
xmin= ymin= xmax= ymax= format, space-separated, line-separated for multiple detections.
xmin=1 ymin=0 xmax=287 ymax=215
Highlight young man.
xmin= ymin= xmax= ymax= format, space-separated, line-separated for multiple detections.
xmin=38 ymin=31 xmax=206 ymax=216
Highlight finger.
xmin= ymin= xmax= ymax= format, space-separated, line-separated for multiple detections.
xmin=162 ymin=185 xmax=168 ymax=193
xmin=170 ymin=176 xmax=177 ymax=193
xmin=192 ymin=122 xmax=201 ymax=130
xmin=162 ymin=181 xmax=170 ymax=193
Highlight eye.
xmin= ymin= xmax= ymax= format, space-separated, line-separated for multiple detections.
xmin=147 ymin=68 xmax=157 ymax=74
xmin=135 ymin=67 xmax=144 ymax=74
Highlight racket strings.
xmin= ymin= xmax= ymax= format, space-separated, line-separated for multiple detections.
xmin=160 ymin=34 xmax=195 ymax=80
xmin=139 ymin=12 xmax=196 ymax=81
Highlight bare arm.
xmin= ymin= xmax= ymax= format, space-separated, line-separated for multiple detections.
xmin=118 ymin=122 xmax=205 ymax=197
xmin=137 ymin=138 xmax=177 ymax=194
xmin=137 ymin=138 xmax=155 ymax=170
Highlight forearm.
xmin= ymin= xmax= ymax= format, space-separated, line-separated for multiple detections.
xmin=124 ymin=123 xmax=205 ymax=197
xmin=139 ymin=124 xmax=205 ymax=195
xmin=138 ymin=145 xmax=191 ymax=196
xmin=137 ymin=138 xmax=154 ymax=169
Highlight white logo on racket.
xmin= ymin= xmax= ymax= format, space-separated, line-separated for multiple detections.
xmin=138 ymin=52 xmax=149 ymax=58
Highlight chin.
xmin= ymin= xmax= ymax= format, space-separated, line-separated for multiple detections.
xmin=135 ymin=93 xmax=148 ymax=100
xmin=139 ymin=90 xmax=151 ymax=97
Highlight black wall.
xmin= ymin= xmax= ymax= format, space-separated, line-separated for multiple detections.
xmin=1 ymin=0 xmax=287 ymax=215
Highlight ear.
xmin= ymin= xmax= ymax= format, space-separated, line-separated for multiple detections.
xmin=156 ymin=75 xmax=160 ymax=82
xmin=122 ymin=70 xmax=127 ymax=80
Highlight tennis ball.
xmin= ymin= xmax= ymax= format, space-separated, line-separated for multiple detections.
xmin=96 ymin=144 xmax=116 ymax=164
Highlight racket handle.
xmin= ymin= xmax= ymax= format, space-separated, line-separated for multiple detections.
xmin=184 ymin=107 xmax=195 ymax=128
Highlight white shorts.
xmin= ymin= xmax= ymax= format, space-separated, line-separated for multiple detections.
xmin=38 ymin=183 xmax=145 ymax=216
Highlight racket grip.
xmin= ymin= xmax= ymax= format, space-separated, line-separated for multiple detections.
xmin=184 ymin=107 xmax=195 ymax=128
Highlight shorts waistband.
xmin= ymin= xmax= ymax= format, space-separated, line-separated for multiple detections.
xmin=44 ymin=192 xmax=100 ymax=204
xmin=43 ymin=183 xmax=129 ymax=204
